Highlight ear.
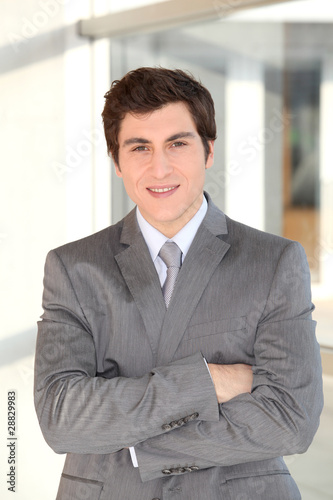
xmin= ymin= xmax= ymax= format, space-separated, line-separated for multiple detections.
xmin=114 ymin=160 xmax=122 ymax=178
xmin=205 ymin=140 xmax=215 ymax=170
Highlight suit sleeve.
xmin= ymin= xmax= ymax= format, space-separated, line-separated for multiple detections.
xmin=134 ymin=241 xmax=324 ymax=482
xmin=34 ymin=249 xmax=219 ymax=455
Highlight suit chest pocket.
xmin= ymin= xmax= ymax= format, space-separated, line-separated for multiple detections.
xmin=179 ymin=316 xmax=254 ymax=364
xmin=186 ymin=316 xmax=247 ymax=339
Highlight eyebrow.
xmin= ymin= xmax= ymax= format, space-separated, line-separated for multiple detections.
xmin=123 ymin=137 xmax=150 ymax=147
xmin=122 ymin=131 xmax=196 ymax=148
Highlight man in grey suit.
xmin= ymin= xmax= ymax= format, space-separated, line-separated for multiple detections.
xmin=34 ymin=67 xmax=323 ymax=499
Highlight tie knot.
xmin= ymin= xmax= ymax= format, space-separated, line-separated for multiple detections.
xmin=159 ymin=241 xmax=182 ymax=269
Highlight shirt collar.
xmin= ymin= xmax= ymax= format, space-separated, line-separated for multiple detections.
xmin=136 ymin=196 xmax=208 ymax=262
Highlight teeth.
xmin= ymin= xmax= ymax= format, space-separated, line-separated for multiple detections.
xmin=149 ymin=187 xmax=176 ymax=193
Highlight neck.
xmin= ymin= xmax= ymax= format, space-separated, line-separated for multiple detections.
xmin=143 ymin=194 xmax=204 ymax=238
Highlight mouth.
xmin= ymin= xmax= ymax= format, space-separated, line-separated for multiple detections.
xmin=148 ymin=186 xmax=178 ymax=193
xmin=147 ymin=185 xmax=179 ymax=197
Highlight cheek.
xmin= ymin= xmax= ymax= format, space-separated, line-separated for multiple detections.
xmin=187 ymin=165 xmax=206 ymax=184
xmin=121 ymin=173 xmax=144 ymax=199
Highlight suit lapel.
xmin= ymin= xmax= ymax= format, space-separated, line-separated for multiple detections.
xmin=115 ymin=210 xmax=166 ymax=359
xmin=156 ymin=197 xmax=231 ymax=366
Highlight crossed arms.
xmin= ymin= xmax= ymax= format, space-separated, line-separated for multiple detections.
xmin=34 ymin=241 xmax=323 ymax=482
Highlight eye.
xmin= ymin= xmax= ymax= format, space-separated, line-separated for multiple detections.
xmin=133 ymin=145 xmax=148 ymax=151
xmin=171 ymin=141 xmax=186 ymax=148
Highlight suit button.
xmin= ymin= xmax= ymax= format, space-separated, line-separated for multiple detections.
xmin=178 ymin=468 xmax=186 ymax=473
xmin=177 ymin=419 xmax=184 ymax=426
xmin=183 ymin=415 xmax=191 ymax=423
xmin=170 ymin=420 xmax=178 ymax=428
xmin=190 ymin=412 xmax=199 ymax=420
xmin=162 ymin=424 xmax=172 ymax=431
xmin=190 ymin=466 xmax=199 ymax=471
xmin=162 ymin=469 xmax=172 ymax=475
xmin=184 ymin=467 xmax=193 ymax=472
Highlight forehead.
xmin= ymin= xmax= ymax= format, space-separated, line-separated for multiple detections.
xmin=118 ymin=102 xmax=198 ymax=141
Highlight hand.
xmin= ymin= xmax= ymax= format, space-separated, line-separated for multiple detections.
xmin=208 ymin=363 xmax=253 ymax=404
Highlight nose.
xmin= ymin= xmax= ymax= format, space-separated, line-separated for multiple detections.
xmin=149 ymin=149 xmax=173 ymax=178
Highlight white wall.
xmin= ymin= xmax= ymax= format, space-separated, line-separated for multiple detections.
xmin=0 ymin=1 xmax=110 ymax=498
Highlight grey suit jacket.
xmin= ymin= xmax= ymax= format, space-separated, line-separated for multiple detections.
xmin=34 ymin=194 xmax=323 ymax=500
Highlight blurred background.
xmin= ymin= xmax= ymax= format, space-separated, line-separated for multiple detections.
xmin=0 ymin=0 xmax=332 ymax=498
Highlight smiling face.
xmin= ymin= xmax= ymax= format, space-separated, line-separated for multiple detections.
xmin=116 ymin=102 xmax=214 ymax=238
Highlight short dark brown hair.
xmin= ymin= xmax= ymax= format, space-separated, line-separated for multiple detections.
xmin=102 ymin=67 xmax=217 ymax=165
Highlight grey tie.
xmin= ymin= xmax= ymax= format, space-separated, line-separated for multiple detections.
xmin=159 ymin=241 xmax=182 ymax=307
